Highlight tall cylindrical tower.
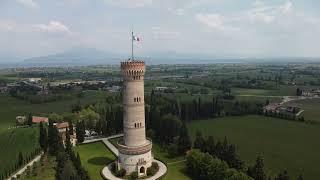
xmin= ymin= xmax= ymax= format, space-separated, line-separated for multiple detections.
xmin=117 ymin=60 xmax=153 ymax=176
xmin=122 ymin=61 xmax=146 ymax=147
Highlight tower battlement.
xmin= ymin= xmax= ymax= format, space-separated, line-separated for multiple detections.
xmin=121 ymin=60 xmax=145 ymax=77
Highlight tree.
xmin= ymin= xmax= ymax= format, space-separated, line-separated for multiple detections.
xmin=39 ymin=122 xmax=48 ymax=152
xmin=205 ymin=136 xmax=215 ymax=154
xmin=68 ymin=119 xmax=74 ymax=135
xmin=27 ymin=113 xmax=33 ymax=126
xmin=275 ymin=170 xmax=290 ymax=180
xmin=18 ymin=152 xmax=23 ymax=166
xmin=193 ymin=131 xmax=205 ymax=151
xmin=248 ymin=156 xmax=267 ymax=180
xmin=177 ymin=122 xmax=192 ymax=154
xmin=79 ymin=107 xmax=100 ymax=131
xmin=186 ymin=150 xmax=252 ymax=180
xmin=65 ymin=128 xmax=72 ymax=155
xmin=48 ymin=113 xmax=63 ymax=123
xmin=158 ymin=114 xmax=182 ymax=143
xmin=76 ymin=121 xmax=85 ymax=143
xmin=48 ymin=120 xmax=63 ymax=155
xmin=297 ymin=174 xmax=303 ymax=180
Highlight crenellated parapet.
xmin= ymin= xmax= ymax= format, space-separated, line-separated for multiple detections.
xmin=121 ymin=60 xmax=145 ymax=77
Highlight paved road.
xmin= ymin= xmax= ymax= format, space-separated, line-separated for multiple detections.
xmin=7 ymin=152 xmax=43 ymax=180
xmin=83 ymin=134 xmax=123 ymax=156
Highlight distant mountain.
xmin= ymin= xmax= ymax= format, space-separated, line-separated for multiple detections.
xmin=23 ymin=47 xmax=123 ymax=65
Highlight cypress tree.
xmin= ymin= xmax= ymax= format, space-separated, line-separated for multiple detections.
xmin=206 ymin=136 xmax=215 ymax=154
xmin=68 ymin=119 xmax=74 ymax=135
xmin=193 ymin=131 xmax=205 ymax=150
xmin=18 ymin=152 xmax=23 ymax=167
xmin=249 ymin=156 xmax=267 ymax=180
xmin=27 ymin=113 xmax=33 ymax=126
xmin=297 ymin=174 xmax=303 ymax=180
xmin=65 ymin=127 xmax=72 ymax=155
xmin=76 ymin=121 xmax=85 ymax=143
xmin=177 ymin=122 xmax=192 ymax=154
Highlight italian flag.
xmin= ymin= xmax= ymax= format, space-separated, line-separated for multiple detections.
xmin=133 ymin=36 xmax=141 ymax=41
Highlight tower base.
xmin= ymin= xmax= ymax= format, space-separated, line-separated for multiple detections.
xmin=117 ymin=139 xmax=153 ymax=176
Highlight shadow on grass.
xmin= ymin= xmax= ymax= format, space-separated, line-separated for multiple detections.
xmin=87 ymin=157 xmax=113 ymax=165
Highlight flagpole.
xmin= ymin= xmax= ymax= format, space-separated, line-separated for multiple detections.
xmin=131 ymin=30 xmax=134 ymax=61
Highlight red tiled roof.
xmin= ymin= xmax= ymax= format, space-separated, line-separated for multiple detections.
xmin=55 ymin=122 xmax=69 ymax=129
xmin=32 ymin=116 xmax=48 ymax=123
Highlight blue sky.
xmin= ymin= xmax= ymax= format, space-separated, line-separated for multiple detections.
xmin=0 ymin=0 xmax=319 ymax=59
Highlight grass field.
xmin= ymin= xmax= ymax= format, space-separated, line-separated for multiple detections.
xmin=0 ymin=126 xmax=40 ymax=175
xmin=187 ymin=115 xmax=320 ymax=179
xmin=233 ymin=85 xmax=297 ymax=96
xmin=151 ymin=143 xmax=191 ymax=180
xmin=75 ymin=142 xmax=115 ymax=180
xmin=285 ymin=98 xmax=320 ymax=122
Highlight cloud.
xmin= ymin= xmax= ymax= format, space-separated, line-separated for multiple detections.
xmin=195 ymin=13 xmax=239 ymax=31
xmin=168 ymin=8 xmax=185 ymax=16
xmin=16 ymin=0 xmax=38 ymax=8
xmin=247 ymin=1 xmax=293 ymax=24
xmin=0 ymin=20 xmax=16 ymax=32
xmin=33 ymin=21 xmax=71 ymax=34
xmin=152 ymin=27 xmax=181 ymax=40
xmin=103 ymin=0 xmax=152 ymax=8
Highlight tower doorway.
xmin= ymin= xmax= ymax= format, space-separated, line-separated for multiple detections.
xmin=140 ymin=166 xmax=145 ymax=174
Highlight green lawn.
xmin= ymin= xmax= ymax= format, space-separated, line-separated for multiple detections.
xmin=285 ymin=98 xmax=320 ymax=122
xmin=187 ymin=115 xmax=320 ymax=179
xmin=163 ymin=162 xmax=191 ymax=180
xmin=75 ymin=142 xmax=116 ymax=180
xmin=0 ymin=126 xmax=40 ymax=176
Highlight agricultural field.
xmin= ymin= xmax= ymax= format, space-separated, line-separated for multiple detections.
xmin=285 ymin=98 xmax=320 ymax=122
xmin=187 ymin=115 xmax=320 ymax=179
xmin=75 ymin=142 xmax=115 ymax=180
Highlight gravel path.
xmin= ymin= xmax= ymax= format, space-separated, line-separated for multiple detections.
xmin=7 ymin=152 xmax=43 ymax=180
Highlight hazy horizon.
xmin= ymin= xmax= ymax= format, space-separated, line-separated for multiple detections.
xmin=1 ymin=0 xmax=320 ymax=62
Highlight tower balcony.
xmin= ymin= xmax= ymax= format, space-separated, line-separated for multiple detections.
xmin=117 ymin=138 xmax=152 ymax=155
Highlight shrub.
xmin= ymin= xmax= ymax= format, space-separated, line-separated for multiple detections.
xmin=147 ymin=167 xmax=156 ymax=176
xmin=110 ymin=162 xmax=116 ymax=173
xmin=151 ymin=162 xmax=159 ymax=170
xmin=147 ymin=162 xmax=159 ymax=176
xmin=116 ymin=169 xmax=126 ymax=177
xmin=129 ymin=171 xmax=138 ymax=180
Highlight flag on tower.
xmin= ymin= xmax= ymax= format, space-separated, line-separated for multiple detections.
xmin=133 ymin=35 xmax=141 ymax=42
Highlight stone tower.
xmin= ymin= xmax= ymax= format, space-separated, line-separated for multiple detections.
xmin=117 ymin=60 xmax=153 ymax=176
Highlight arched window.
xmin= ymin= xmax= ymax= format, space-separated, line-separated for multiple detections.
xmin=134 ymin=98 xmax=136 ymax=102
xmin=134 ymin=123 xmax=136 ymax=128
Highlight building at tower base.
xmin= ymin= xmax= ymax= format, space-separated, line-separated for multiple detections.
xmin=117 ymin=60 xmax=153 ymax=177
